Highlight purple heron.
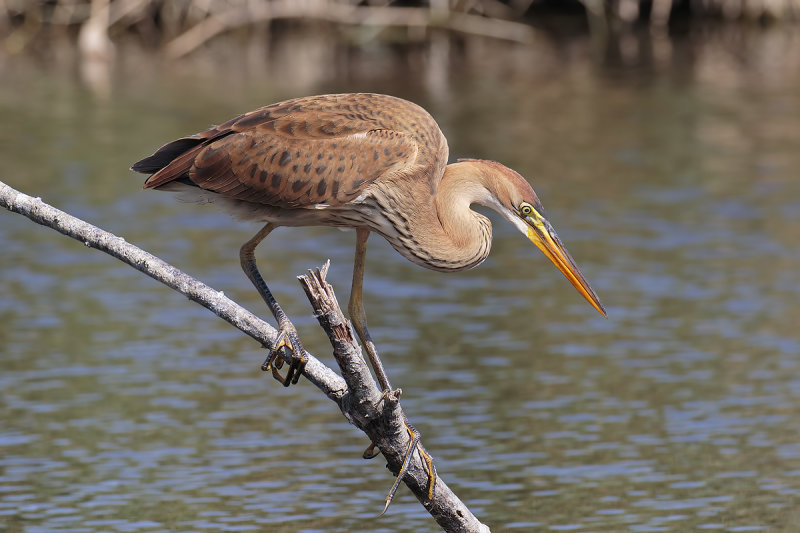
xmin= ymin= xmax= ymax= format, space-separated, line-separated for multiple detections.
xmin=132 ymin=92 xmax=605 ymax=504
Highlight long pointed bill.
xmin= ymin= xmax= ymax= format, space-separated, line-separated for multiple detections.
xmin=526 ymin=218 xmax=607 ymax=316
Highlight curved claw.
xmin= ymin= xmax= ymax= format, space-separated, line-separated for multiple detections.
xmin=363 ymin=442 xmax=380 ymax=460
xmin=375 ymin=387 xmax=403 ymax=407
xmin=261 ymin=326 xmax=308 ymax=386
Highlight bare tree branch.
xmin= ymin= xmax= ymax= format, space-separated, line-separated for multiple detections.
xmin=0 ymin=180 xmax=345 ymax=400
xmin=0 ymin=179 xmax=491 ymax=533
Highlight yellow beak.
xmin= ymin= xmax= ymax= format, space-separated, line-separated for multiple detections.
xmin=526 ymin=217 xmax=606 ymax=316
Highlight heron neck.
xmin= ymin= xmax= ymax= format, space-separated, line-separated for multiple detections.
xmin=365 ymin=161 xmax=493 ymax=272
xmin=417 ymin=162 xmax=493 ymax=271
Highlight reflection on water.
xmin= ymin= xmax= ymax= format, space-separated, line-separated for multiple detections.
xmin=2 ymin=26 xmax=800 ymax=532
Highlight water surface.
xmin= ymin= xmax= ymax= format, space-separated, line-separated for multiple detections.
xmin=2 ymin=27 xmax=800 ymax=532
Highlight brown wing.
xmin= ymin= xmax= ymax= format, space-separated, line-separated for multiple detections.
xmin=133 ymin=93 xmax=446 ymax=208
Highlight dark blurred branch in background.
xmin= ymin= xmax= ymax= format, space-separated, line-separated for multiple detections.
xmin=2 ymin=0 xmax=799 ymax=58
xmin=161 ymin=1 xmax=537 ymax=59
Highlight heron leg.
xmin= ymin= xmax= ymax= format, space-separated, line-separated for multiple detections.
xmin=240 ymin=223 xmax=308 ymax=386
xmin=349 ymin=229 xmax=436 ymax=510
xmin=349 ymin=228 xmax=396 ymax=395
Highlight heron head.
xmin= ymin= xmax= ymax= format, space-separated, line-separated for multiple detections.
xmin=461 ymin=159 xmax=606 ymax=316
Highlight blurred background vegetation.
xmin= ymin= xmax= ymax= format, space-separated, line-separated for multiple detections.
xmin=3 ymin=0 xmax=800 ymax=60
xmin=4 ymin=0 xmax=800 ymax=57
xmin=3 ymin=0 xmax=799 ymax=101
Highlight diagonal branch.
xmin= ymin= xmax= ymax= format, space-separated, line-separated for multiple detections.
xmin=0 ymin=180 xmax=344 ymax=401
xmin=0 ymin=179 xmax=491 ymax=533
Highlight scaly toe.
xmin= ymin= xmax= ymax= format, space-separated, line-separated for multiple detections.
xmin=261 ymin=327 xmax=307 ymax=386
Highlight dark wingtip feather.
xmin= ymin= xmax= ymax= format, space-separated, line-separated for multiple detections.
xmin=130 ymin=137 xmax=206 ymax=174
xmin=130 ymin=157 xmax=163 ymax=174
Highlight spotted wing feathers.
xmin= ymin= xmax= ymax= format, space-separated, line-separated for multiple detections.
xmin=133 ymin=94 xmax=436 ymax=208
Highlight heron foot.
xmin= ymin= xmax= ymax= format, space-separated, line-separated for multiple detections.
xmin=371 ymin=421 xmax=435 ymax=516
xmin=260 ymin=324 xmax=308 ymax=386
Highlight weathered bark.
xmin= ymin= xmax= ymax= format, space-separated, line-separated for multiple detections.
xmin=0 ymin=179 xmax=490 ymax=533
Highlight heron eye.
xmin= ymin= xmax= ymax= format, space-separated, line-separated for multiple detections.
xmin=519 ymin=203 xmax=534 ymax=216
